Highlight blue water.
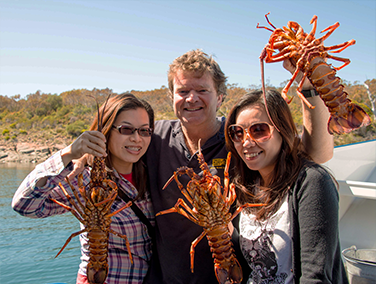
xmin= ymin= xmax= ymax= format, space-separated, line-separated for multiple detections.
xmin=0 ymin=163 xmax=81 ymax=284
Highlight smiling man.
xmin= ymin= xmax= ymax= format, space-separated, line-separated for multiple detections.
xmin=144 ymin=50 xmax=230 ymax=284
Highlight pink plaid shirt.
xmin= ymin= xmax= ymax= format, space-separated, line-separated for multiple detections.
xmin=12 ymin=151 xmax=154 ymax=284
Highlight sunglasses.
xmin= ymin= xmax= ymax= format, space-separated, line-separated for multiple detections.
xmin=228 ymin=122 xmax=274 ymax=143
xmin=112 ymin=125 xmax=153 ymax=137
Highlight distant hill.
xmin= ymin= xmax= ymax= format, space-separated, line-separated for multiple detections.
xmin=1 ymin=79 xmax=375 ymax=163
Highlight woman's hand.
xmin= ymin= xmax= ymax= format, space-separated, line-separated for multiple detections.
xmin=283 ymin=58 xmax=314 ymax=90
xmin=61 ymin=131 xmax=107 ymax=168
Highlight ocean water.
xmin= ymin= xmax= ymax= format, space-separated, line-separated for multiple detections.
xmin=0 ymin=163 xmax=81 ymax=284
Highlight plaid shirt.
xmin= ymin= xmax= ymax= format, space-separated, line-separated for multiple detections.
xmin=12 ymin=151 xmax=155 ymax=284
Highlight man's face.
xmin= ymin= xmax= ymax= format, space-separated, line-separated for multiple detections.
xmin=172 ymin=70 xmax=223 ymax=128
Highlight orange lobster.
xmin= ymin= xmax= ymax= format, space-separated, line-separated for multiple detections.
xmin=50 ymin=97 xmax=133 ymax=284
xmin=257 ymin=13 xmax=371 ymax=134
xmin=156 ymin=141 xmax=264 ymax=284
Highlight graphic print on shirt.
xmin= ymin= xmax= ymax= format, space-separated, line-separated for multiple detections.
xmin=211 ymin=158 xmax=226 ymax=170
xmin=240 ymin=211 xmax=288 ymax=284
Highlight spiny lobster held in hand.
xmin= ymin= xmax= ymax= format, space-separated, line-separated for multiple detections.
xmin=50 ymin=96 xmax=133 ymax=284
xmin=156 ymin=140 xmax=264 ymax=284
xmin=257 ymin=13 xmax=371 ymax=134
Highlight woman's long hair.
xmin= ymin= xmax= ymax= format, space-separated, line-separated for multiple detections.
xmin=89 ymin=93 xmax=154 ymax=200
xmin=225 ymin=89 xmax=311 ymax=220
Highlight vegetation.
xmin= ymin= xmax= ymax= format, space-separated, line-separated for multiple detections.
xmin=0 ymin=80 xmax=375 ymax=148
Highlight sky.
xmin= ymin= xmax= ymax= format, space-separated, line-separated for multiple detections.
xmin=1 ymin=0 xmax=375 ymax=98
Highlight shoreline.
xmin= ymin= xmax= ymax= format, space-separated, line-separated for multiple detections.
xmin=0 ymin=140 xmax=68 ymax=164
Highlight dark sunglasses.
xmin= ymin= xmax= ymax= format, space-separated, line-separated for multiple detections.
xmin=112 ymin=125 xmax=153 ymax=137
xmin=228 ymin=122 xmax=274 ymax=143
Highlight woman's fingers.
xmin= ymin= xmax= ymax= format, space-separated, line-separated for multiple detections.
xmin=73 ymin=131 xmax=107 ymax=158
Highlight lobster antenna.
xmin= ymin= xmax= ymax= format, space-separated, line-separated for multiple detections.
xmin=88 ymin=94 xmax=112 ymax=132
xmin=259 ymin=52 xmax=280 ymax=133
xmin=99 ymin=94 xmax=111 ymax=132
xmin=258 ymin=13 xmax=280 ymax=133
xmin=256 ymin=12 xmax=276 ymax=32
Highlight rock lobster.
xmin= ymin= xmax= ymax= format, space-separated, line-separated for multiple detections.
xmin=257 ymin=13 xmax=371 ymax=134
xmin=50 ymin=96 xmax=133 ymax=284
xmin=156 ymin=141 xmax=264 ymax=284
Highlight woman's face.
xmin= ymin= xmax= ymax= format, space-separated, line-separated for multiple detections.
xmin=108 ymin=108 xmax=151 ymax=174
xmin=234 ymin=104 xmax=282 ymax=183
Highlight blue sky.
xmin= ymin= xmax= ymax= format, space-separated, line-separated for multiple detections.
xmin=1 ymin=0 xmax=375 ymax=98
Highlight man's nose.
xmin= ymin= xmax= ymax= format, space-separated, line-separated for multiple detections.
xmin=186 ymin=91 xmax=199 ymax=102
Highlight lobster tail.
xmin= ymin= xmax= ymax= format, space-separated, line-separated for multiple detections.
xmin=87 ymin=263 xmax=108 ymax=284
xmin=328 ymin=103 xmax=372 ymax=134
xmin=208 ymin=226 xmax=243 ymax=283
xmin=215 ymin=258 xmax=243 ymax=284
xmin=328 ymin=116 xmax=353 ymax=135
xmin=348 ymin=104 xmax=372 ymax=128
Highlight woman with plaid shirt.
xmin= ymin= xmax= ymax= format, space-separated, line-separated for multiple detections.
xmin=12 ymin=93 xmax=155 ymax=284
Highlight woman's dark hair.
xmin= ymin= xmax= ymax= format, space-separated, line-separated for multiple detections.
xmin=89 ymin=93 xmax=154 ymax=200
xmin=224 ymin=89 xmax=311 ymax=219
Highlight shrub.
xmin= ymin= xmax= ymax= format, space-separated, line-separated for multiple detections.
xmin=2 ymin=129 xmax=9 ymax=135
xmin=66 ymin=120 xmax=88 ymax=137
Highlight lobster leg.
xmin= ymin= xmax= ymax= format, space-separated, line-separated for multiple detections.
xmin=107 ymin=200 xmax=132 ymax=218
xmin=94 ymin=188 xmax=117 ymax=207
xmin=302 ymin=15 xmax=318 ymax=44
xmin=325 ymin=39 xmax=356 ymax=54
xmin=325 ymin=54 xmax=351 ymax=71
xmin=256 ymin=12 xmax=275 ymax=32
xmin=296 ymin=70 xmax=316 ymax=109
xmin=313 ymin=22 xmax=340 ymax=45
xmin=109 ymin=228 xmax=134 ymax=265
xmin=163 ymin=167 xmax=200 ymax=205
xmin=281 ymin=64 xmax=301 ymax=103
xmin=223 ymin=152 xmax=231 ymax=198
xmin=190 ymin=231 xmax=207 ymax=272
xmin=156 ymin=198 xmax=202 ymax=225
xmin=230 ymin=203 xmax=266 ymax=222
xmin=50 ymin=198 xmax=85 ymax=223
xmin=66 ymin=176 xmax=86 ymax=211
xmin=226 ymin=183 xmax=237 ymax=206
xmin=55 ymin=228 xmax=87 ymax=258
xmin=264 ymin=12 xmax=276 ymax=30
xmin=59 ymin=182 xmax=86 ymax=215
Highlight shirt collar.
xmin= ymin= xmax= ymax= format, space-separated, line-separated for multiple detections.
xmin=170 ymin=117 xmax=226 ymax=149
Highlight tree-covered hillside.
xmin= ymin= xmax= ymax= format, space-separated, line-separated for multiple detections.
xmin=1 ymin=79 xmax=375 ymax=148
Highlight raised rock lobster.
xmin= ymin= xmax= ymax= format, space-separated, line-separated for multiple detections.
xmin=257 ymin=13 xmax=371 ymax=134
xmin=50 ymin=97 xmax=133 ymax=284
xmin=156 ymin=141 xmax=264 ymax=284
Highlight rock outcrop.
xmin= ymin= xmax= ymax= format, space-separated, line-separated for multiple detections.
xmin=0 ymin=142 xmax=67 ymax=164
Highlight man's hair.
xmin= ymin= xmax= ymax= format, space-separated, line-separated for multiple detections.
xmin=167 ymin=49 xmax=227 ymax=101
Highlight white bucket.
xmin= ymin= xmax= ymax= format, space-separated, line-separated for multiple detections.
xmin=342 ymin=246 xmax=376 ymax=284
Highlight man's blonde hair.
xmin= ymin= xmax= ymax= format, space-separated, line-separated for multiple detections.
xmin=167 ymin=49 xmax=227 ymax=101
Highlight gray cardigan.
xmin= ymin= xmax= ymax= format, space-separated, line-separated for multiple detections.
xmin=289 ymin=161 xmax=348 ymax=283
xmin=236 ymin=161 xmax=349 ymax=283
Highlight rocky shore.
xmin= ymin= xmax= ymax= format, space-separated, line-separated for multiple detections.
xmin=0 ymin=140 xmax=69 ymax=164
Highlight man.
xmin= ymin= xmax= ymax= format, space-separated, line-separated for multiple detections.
xmin=143 ymin=49 xmax=333 ymax=283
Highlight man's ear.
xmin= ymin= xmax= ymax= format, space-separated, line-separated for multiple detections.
xmin=217 ymin=94 xmax=224 ymax=110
